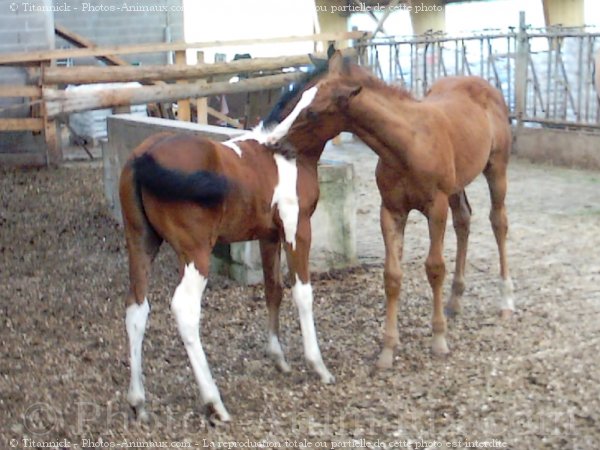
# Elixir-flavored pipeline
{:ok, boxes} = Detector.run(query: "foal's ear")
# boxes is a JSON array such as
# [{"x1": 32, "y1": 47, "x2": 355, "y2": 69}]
[
  {"x1": 335, "y1": 85, "x2": 362, "y2": 107},
  {"x1": 329, "y1": 50, "x2": 347, "y2": 75},
  {"x1": 327, "y1": 43, "x2": 336, "y2": 59},
  {"x1": 309, "y1": 44, "x2": 337, "y2": 70}
]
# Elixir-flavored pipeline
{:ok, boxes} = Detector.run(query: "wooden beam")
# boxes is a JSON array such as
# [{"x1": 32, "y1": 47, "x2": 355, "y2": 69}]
[
  {"x1": 54, "y1": 24, "x2": 129, "y2": 66},
  {"x1": 0, "y1": 31, "x2": 369, "y2": 66},
  {"x1": 0, "y1": 118, "x2": 45, "y2": 131},
  {"x1": 207, "y1": 106, "x2": 242, "y2": 129},
  {"x1": 0, "y1": 85, "x2": 41, "y2": 97},
  {"x1": 44, "y1": 72, "x2": 305, "y2": 118},
  {"x1": 41, "y1": 50, "x2": 357, "y2": 85},
  {"x1": 373, "y1": 0, "x2": 401, "y2": 36},
  {"x1": 353, "y1": 0, "x2": 388, "y2": 35}
]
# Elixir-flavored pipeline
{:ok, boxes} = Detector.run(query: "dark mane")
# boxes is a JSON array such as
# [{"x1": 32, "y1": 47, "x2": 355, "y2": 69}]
[{"x1": 262, "y1": 64, "x2": 328, "y2": 127}]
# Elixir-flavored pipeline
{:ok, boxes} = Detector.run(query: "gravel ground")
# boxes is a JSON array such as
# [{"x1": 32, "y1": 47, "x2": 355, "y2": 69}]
[{"x1": 1, "y1": 140, "x2": 599, "y2": 449}]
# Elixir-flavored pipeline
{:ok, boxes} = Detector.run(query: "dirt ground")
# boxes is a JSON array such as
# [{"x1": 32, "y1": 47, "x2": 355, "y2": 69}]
[{"x1": 1, "y1": 139, "x2": 599, "y2": 449}]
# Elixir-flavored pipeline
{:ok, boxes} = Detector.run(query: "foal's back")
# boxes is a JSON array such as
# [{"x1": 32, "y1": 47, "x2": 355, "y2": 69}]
[
  {"x1": 422, "y1": 76, "x2": 511, "y2": 186},
  {"x1": 425, "y1": 76, "x2": 511, "y2": 153}
]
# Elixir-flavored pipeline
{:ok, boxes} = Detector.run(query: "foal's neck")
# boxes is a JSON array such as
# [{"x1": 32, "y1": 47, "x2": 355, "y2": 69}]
[{"x1": 346, "y1": 87, "x2": 418, "y2": 164}]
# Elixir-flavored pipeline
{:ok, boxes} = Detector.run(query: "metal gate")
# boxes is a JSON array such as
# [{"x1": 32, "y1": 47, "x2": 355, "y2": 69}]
[{"x1": 355, "y1": 13, "x2": 600, "y2": 129}]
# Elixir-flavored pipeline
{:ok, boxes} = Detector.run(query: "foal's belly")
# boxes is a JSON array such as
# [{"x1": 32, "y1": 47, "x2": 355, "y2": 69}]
[{"x1": 216, "y1": 200, "x2": 278, "y2": 244}]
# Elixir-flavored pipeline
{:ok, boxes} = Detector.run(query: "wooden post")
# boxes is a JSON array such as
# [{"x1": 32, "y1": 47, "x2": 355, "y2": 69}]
[
  {"x1": 196, "y1": 51, "x2": 208, "y2": 124},
  {"x1": 40, "y1": 60, "x2": 61, "y2": 166},
  {"x1": 175, "y1": 50, "x2": 190, "y2": 121}
]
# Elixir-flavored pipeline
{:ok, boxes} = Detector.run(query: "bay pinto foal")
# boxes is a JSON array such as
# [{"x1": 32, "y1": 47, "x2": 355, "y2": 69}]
[
  {"x1": 119, "y1": 81, "x2": 335, "y2": 423},
  {"x1": 267, "y1": 52, "x2": 515, "y2": 369}
]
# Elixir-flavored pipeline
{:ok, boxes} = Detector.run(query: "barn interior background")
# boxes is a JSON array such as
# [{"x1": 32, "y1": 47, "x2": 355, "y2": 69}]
[
  {"x1": 1, "y1": 0, "x2": 599, "y2": 448},
  {"x1": 1, "y1": 0, "x2": 600, "y2": 168}
]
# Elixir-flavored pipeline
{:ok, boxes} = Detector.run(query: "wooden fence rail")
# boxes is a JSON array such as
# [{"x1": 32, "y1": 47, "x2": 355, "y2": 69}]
[
  {"x1": 0, "y1": 29, "x2": 369, "y2": 166},
  {"x1": 0, "y1": 31, "x2": 368, "y2": 66},
  {"x1": 44, "y1": 72, "x2": 306, "y2": 118},
  {"x1": 42, "y1": 53, "x2": 328, "y2": 85}
]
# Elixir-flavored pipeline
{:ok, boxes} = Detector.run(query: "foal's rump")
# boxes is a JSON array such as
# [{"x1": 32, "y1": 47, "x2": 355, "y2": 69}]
[
  {"x1": 126, "y1": 133, "x2": 230, "y2": 208},
  {"x1": 132, "y1": 153, "x2": 229, "y2": 208}
]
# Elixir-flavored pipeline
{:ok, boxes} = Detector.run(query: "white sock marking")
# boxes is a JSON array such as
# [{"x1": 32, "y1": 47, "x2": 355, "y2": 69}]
[
  {"x1": 271, "y1": 154, "x2": 299, "y2": 249},
  {"x1": 126, "y1": 298, "x2": 150, "y2": 408},
  {"x1": 498, "y1": 276, "x2": 515, "y2": 311},
  {"x1": 171, "y1": 263, "x2": 230, "y2": 421},
  {"x1": 292, "y1": 276, "x2": 334, "y2": 383}
]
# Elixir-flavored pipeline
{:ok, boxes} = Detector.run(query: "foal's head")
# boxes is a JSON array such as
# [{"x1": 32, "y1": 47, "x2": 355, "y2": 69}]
[{"x1": 267, "y1": 51, "x2": 365, "y2": 150}]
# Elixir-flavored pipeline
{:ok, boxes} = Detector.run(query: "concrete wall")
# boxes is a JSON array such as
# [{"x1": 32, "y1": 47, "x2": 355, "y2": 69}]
[
  {"x1": 105, "y1": 115, "x2": 358, "y2": 284},
  {"x1": 513, "y1": 126, "x2": 600, "y2": 170},
  {"x1": 0, "y1": 1, "x2": 54, "y2": 157},
  {"x1": 54, "y1": 0, "x2": 184, "y2": 65}
]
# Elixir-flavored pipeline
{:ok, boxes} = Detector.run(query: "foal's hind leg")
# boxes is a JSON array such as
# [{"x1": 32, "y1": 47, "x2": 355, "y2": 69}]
[
  {"x1": 171, "y1": 252, "x2": 230, "y2": 422},
  {"x1": 484, "y1": 160, "x2": 515, "y2": 319},
  {"x1": 259, "y1": 238, "x2": 291, "y2": 373},
  {"x1": 123, "y1": 223, "x2": 162, "y2": 422},
  {"x1": 376, "y1": 205, "x2": 408, "y2": 369},
  {"x1": 446, "y1": 191, "x2": 471, "y2": 317}
]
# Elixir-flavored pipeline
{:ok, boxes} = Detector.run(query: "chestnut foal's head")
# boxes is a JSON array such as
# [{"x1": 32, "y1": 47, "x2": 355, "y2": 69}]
[{"x1": 268, "y1": 51, "x2": 364, "y2": 152}]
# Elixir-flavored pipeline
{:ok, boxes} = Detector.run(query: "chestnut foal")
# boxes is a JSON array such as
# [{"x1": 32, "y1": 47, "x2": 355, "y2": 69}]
[
  {"x1": 268, "y1": 52, "x2": 515, "y2": 369},
  {"x1": 119, "y1": 74, "x2": 335, "y2": 422}
]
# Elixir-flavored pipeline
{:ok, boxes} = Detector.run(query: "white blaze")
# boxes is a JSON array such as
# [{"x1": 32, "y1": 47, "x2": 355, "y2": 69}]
[
  {"x1": 221, "y1": 85, "x2": 319, "y2": 156},
  {"x1": 265, "y1": 86, "x2": 318, "y2": 145},
  {"x1": 271, "y1": 153, "x2": 299, "y2": 249}
]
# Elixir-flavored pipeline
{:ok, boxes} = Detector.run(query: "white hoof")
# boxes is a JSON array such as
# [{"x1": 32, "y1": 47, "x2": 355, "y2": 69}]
[
  {"x1": 275, "y1": 359, "x2": 292, "y2": 373},
  {"x1": 320, "y1": 370, "x2": 336, "y2": 384},
  {"x1": 207, "y1": 402, "x2": 231, "y2": 423},
  {"x1": 136, "y1": 407, "x2": 150, "y2": 423},
  {"x1": 432, "y1": 334, "x2": 449, "y2": 356},
  {"x1": 310, "y1": 361, "x2": 335, "y2": 384},
  {"x1": 376, "y1": 348, "x2": 394, "y2": 370},
  {"x1": 267, "y1": 339, "x2": 291, "y2": 373}
]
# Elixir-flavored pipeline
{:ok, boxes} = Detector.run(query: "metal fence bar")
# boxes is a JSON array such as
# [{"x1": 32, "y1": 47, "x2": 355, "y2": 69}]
[{"x1": 356, "y1": 22, "x2": 600, "y2": 129}]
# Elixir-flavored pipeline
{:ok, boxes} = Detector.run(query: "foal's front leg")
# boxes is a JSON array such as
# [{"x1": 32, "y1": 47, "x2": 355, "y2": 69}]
[
  {"x1": 377, "y1": 205, "x2": 408, "y2": 369},
  {"x1": 426, "y1": 192, "x2": 450, "y2": 356},
  {"x1": 259, "y1": 238, "x2": 291, "y2": 373},
  {"x1": 285, "y1": 218, "x2": 335, "y2": 384}
]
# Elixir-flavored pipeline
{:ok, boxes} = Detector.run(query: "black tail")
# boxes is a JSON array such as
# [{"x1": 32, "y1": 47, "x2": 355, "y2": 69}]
[{"x1": 132, "y1": 153, "x2": 229, "y2": 208}]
